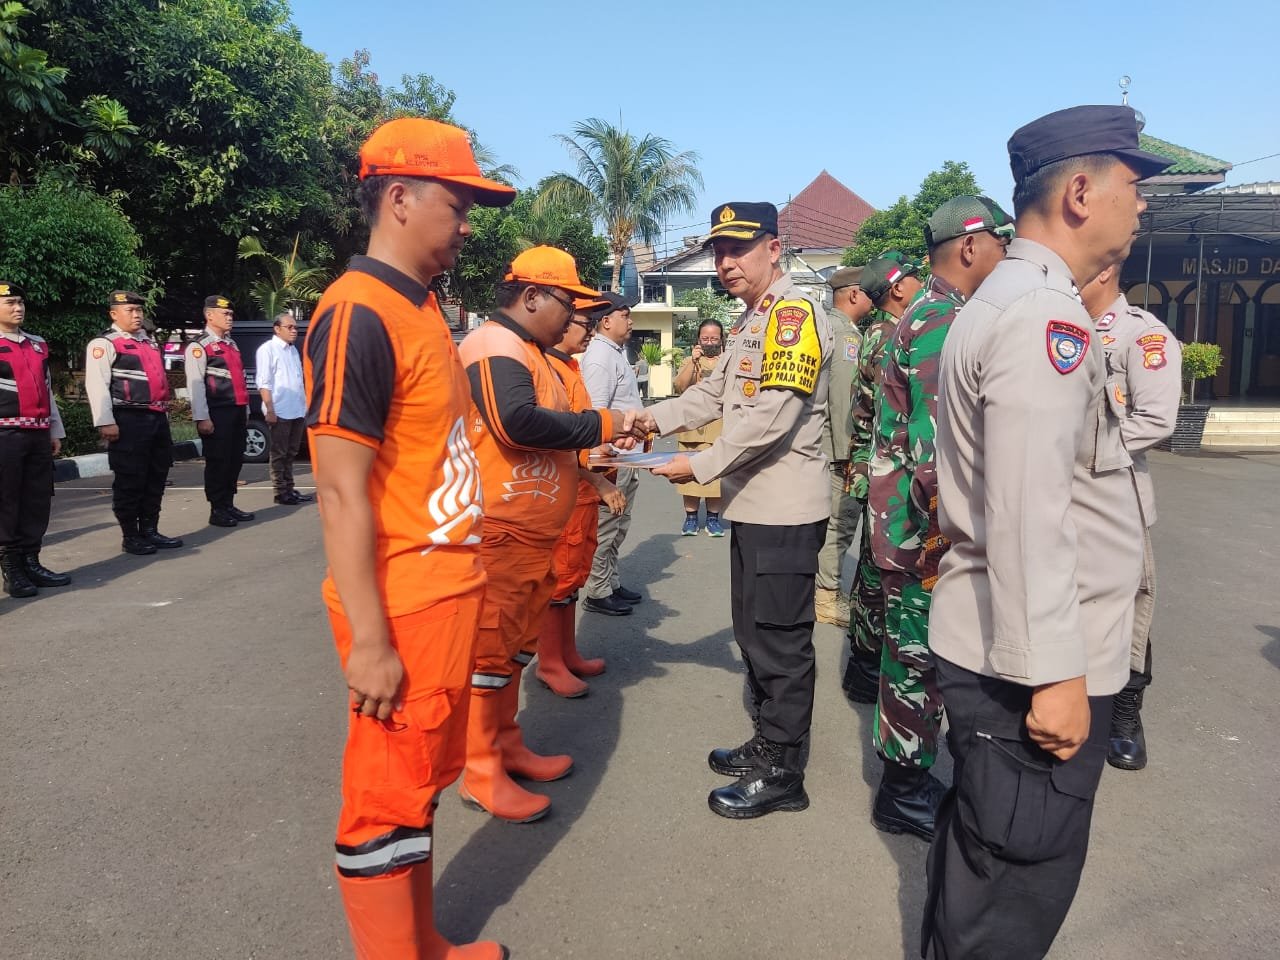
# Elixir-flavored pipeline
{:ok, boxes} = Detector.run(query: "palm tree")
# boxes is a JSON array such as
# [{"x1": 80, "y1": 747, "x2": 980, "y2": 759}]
[
  {"x1": 237, "y1": 235, "x2": 330, "y2": 321},
  {"x1": 537, "y1": 118, "x2": 702, "y2": 292}
]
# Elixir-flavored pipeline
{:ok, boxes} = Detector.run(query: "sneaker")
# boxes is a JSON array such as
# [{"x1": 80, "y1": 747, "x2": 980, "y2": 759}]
[
  {"x1": 705, "y1": 515, "x2": 725, "y2": 538},
  {"x1": 681, "y1": 514, "x2": 699, "y2": 536}
]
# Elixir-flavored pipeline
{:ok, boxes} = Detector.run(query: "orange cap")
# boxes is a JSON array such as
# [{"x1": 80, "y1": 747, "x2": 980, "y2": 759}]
[
  {"x1": 573, "y1": 296, "x2": 610, "y2": 313},
  {"x1": 505, "y1": 246, "x2": 601, "y2": 298},
  {"x1": 359, "y1": 117, "x2": 516, "y2": 208}
]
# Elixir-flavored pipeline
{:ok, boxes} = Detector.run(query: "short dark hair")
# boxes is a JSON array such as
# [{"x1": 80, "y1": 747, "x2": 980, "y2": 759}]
[
  {"x1": 494, "y1": 282, "x2": 524, "y2": 309},
  {"x1": 1012, "y1": 153, "x2": 1118, "y2": 219},
  {"x1": 356, "y1": 175, "x2": 434, "y2": 226},
  {"x1": 697, "y1": 319, "x2": 724, "y2": 338}
]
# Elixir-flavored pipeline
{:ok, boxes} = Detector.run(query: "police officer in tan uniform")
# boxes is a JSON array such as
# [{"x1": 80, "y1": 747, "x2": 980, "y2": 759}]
[
  {"x1": 1081, "y1": 263, "x2": 1181, "y2": 772},
  {"x1": 85, "y1": 291, "x2": 183, "y2": 556},
  {"x1": 814, "y1": 267, "x2": 868, "y2": 626},
  {"x1": 922, "y1": 106, "x2": 1171, "y2": 958},
  {"x1": 635, "y1": 201, "x2": 833, "y2": 819}
]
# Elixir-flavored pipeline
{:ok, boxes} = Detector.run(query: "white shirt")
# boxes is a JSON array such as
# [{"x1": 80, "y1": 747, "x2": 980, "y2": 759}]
[
  {"x1": 254, "y1": 335, "x2": 306, "y2": 420},
  {"x1": 581, "y1": 335, "x2": 642, "y2": 409}
]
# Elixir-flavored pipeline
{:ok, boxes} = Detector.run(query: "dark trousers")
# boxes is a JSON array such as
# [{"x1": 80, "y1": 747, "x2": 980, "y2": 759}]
[
  {"x1": 728, "y1": 519, "x2": 826, "y2": 753},
  {"x1": 108, "y1": 409, "x2": 173, "y2": 526},
  {"x1": 0, "y1": 427, "x2": 54, "y2": 550},
  {"x1": 922, "y1": 656, "x2": 1112, "y2": 960},
  {"x1": 268, "y1": 417, "x2": 305, "y2": 496},
  {"x1": 204, "y1": 405, "x2": 246, "y2": 509}
]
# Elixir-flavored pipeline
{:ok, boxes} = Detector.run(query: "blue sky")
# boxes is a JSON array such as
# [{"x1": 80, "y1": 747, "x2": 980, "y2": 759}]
[{"x1": 291, "y1": 0, "x2": 1280, "y2": 259}]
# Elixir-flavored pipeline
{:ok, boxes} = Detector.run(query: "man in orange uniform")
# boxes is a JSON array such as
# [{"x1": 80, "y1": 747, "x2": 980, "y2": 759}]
[
  {"x1": 304, "y1": 117, "x2": 515, "y2": 960},
  {"x1": 536, "y1": 299, "x2": 627, "y2": 698},
  {"x1": 458, "y1": 246, "x2": 639, "y2": 823}
]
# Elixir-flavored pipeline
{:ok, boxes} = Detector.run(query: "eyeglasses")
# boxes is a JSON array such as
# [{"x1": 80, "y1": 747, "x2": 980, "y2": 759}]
[
  {"x1": 541, "y1": 288, "x2": 576, "y2": 317},
  {"x1": 568, "y1": 318, "x2": 598, "y2": 331}
]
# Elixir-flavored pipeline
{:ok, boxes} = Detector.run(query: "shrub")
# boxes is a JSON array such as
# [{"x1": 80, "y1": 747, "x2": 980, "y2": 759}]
[
  {"x1": 56, "y1": 401, "x2": 100, "y2": 457},
  {"x1": 1180, "y1": 341, "x2": 1223, "y2": 402}
]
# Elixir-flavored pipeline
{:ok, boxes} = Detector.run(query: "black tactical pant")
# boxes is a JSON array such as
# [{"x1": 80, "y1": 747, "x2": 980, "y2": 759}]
[
  {"x1": 108, "y1": 409, "x2": 173, "y2": 525},
  {"x1": 922, "y1": 656, "x2": 1111, "y2": 960},
  {"x1": 728, "y1": 519, "x2": 826, "y2": 756},
  {"x1": 204, "y1": 405, "x2": 246, "y2": 510},
  {"x1": 0, "y1": 427, "x2": 53, "y2": 550}
]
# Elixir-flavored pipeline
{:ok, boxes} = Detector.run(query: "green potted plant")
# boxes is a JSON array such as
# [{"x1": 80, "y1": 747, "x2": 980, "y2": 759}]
[{"x1": 1159, "y1": 341, "x2": 1223, "y2": 452}]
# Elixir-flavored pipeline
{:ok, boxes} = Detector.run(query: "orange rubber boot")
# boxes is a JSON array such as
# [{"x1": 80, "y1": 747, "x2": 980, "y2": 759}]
[
  {"x1": 535, "y1": 604, "x2": 589, "y2": 698},
  {"x1": 497, "y1": 666, "x2": 574, "y2": 782},
  {"x1": 560, "y1": 601, "x2": 606, "y2": 678},
  {"x1": 459, "y1": 686, "x2": 551, "y2": 823},
  {"x1": 338, "y1": 862, "x2": 507, "y2": 959}
]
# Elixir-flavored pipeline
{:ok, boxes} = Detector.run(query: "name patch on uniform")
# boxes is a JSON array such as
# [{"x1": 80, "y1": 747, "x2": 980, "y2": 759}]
[
  {"x1": 1137, "y1": 332, "x2": 1168, "y2": 370},
  {"x1": 760, "y1": 298, "x2": 820, "y2": 395},
  {"x1": 844, "y1": 337, "x2": 859, "y2": 363},
  {"x1": 1046, "y1": 321, "x2": 1089, "y2": 375}
]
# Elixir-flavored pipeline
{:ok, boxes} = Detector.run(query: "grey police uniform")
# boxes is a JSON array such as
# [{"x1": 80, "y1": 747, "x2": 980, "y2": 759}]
[
  {"x1": 1097, "y1": 294, "x2": 1181, "y2": 671},
  {"x1": 651, "y1": 272, "x2": 832, "y2": 751},
  {"x1": 817, "y1": 305, "x2": 861, "y2": 592},
  {"x1": 924, "y1": 238, "x2": 1144, "y2": 956}
]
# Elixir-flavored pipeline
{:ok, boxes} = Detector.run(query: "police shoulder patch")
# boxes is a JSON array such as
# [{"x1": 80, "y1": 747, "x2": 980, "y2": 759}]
[
  {"x1": 844, "y1": 336, "x2": 859, "y2": 363},
  {"x1": 91, "y1": 346, "x2": 106, "y2": 360},
  {"x1": 761, "y1": 298, "x2": 820, "y2": 395},
  {"x1": 1046, "y1": 320, "x2": 1089, "y2": 375},
  {"x1": 190, "y1": 346, "x2": 203, "y2": 359}
]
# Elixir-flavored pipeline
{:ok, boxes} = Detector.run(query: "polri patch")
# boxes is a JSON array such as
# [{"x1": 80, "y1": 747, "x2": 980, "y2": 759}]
[
  {"x1": 844, "y1": 337, "x2": 859, "y2": 363},
  {"x1": 1138, "y1": 332, "x2": 1168, "y2": 370},
  {"x1": 1046, "y1": 321, "x2": 1089, "y2": 375}
]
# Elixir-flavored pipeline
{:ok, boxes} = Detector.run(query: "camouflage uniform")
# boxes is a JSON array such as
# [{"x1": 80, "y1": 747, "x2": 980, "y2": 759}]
[
  {"x1": 846, "y1": 308, "x2": 898, "y2": 661},
  {"x1": 867, "y1": 274, "x2": 965, "y2": 768}
]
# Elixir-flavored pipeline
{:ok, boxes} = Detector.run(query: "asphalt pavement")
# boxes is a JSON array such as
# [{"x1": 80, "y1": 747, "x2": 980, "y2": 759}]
[{"x1": 3, "y1": 445, "x2": 1278, "y2": 959}]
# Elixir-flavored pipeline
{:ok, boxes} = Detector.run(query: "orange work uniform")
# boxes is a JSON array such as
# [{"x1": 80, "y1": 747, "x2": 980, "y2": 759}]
[
  {"x1": 304, "y1": 255, "x2": 485, "y2": 874},
  {"x1": 458, "y1": 313, "x2": 618, "y2": 687},
  {"x1": 545, "y1": 347, "x2": 601, "y2": 600}
]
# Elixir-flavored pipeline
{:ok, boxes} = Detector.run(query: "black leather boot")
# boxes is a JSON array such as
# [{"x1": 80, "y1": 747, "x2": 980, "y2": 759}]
[
  {"x1": 871, "y1": 759, "x2": 948, "y2": 841},
  {"x1": 1107, "y1": 687, "x2": 1147, "y2": 771},
  {"x1": 708, "y1": 718, "x2": 764, "y2": 777},
  {"x1": 842, "y1": 649, "x2": 881, "y2": 705},
  {"x1": 708, "y1": 740, "x2": 809, "y2": 819},
  {"x1": 23, "y1": 551, "x2": 71, "y2": 587},
  {"x1": 120, "y1": 518, "x2": 157, "y2": 556},
  {"x1": 226, "y1": 505, "x2": 256, "y2": 522},
  {"x1": 2, "y1": 549, "x2": 38, "y2": 598},
  {"x1": 140, "y1": 518, "x2": 183, "y2": 550}
]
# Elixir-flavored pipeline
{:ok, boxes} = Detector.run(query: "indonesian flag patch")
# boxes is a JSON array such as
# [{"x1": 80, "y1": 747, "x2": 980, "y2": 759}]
[
  {"x1": 1046, "y1": 320, "x2": 1090, "y2": 374},
  {"x1": 885, "y1": 266, "x2": 903, "y2": 284},
  {"x1": 962, "y1": 216, "x2": 986, "y2": 232}
]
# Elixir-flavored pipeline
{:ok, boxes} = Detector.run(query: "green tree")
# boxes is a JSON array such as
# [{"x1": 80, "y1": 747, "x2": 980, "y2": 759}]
[
  {"x1": 675, "y1": 287, "x2": 736, "y2": 343},
  {"x1": 843, "y1": 160, "x2": 981, "y2": 266},
  {"x1": 538, "y1": 118, "x2": 702, "y2": 292},
  {"x1": 0, "y1": 177, "x2": 146, "y2": 361},
  {"x1": 236, "y1": 234, "x2": 329, "y2": 321}
]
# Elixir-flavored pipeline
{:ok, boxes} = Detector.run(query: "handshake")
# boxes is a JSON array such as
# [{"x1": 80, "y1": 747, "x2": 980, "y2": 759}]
[{"x1": 606, "y1": 407, "x2": 659, "y2": 450}]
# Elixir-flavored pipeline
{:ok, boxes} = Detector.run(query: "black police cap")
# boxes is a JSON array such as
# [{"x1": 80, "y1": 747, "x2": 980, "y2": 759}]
[
  {"x1": 704, "y1": 201, "x2": 779, "y2": 247},
  {"x1": 1007, "y1": 105, "x2": 1172, "y2": 184},
  {"x1": 109, "y1": 290, "x2": 145, "y2": 306}
]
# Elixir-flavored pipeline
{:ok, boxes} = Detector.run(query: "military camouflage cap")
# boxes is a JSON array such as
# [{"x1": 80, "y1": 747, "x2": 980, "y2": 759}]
[
  {"x1": 827, "y1": 266, "x2": 861, "y2": 291},
  {"x1": 925, "y1": 196, "x2": 1015, "y2": 248},
  {"x1": 860, "y1": 253, "x2": 920, "y2": 305}
]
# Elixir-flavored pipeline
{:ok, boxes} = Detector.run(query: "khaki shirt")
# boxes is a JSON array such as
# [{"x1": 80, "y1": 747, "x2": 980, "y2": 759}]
[
  {"x1": 822, "y1": 306, "x2": 860, "y2": 462},
  {"x1": 1097, "y1": 294, "x2": 1182, "y2": 526},
  {"x1": 651, "y1": 274, "x2": 832, "y2": 525},
  {"x1": 931, "y1": 239, "x2": 1142, "y2": 695}
]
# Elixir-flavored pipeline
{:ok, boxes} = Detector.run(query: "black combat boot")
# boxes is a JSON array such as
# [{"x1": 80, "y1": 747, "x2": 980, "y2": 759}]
[
  {"x1": 871, "y1": 759, "x2": 948, "y2": 841},
  {"x1": 209, "y1": 508, "x2": 238, "y2": 528},
  {"x1": 120, "y1": 518, "x2": 157, "y2": 556},
  {"x1": 708, "y1": 717, "x2": 764, "y2": 777},
  {"x1": 139, "y1": 518, "x2": 183, "y2": 550},
  {"x1": 226, "y1": 505, "x2": 255, "y2": 522},
  {"x1": 1107, "y1": 687, "x2": 1147, "y2": 771},
  {"x1": 842, "y1": 649, "x2": 881, "y2": 705},
  {"x1": 2, "y1": 549, "x2": 38, "y2": 598},
  {"x1": 708, "y1": 739, "x2": 809, "y2": 820},
  {"x1": 23, "y1": 551, "x2": 71, "y2": 587}
]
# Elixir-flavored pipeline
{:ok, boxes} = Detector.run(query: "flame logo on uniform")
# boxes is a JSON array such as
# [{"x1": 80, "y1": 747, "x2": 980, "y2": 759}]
[
  {"x1": 502, "y1": 453, "x2": 561, "y2": 502},
  {"x1": 421, "y1": 417, "x2": 484, "y2": 554},
  {"x1": 773, "y1": 305, "x2": 807, "y2": 347}
]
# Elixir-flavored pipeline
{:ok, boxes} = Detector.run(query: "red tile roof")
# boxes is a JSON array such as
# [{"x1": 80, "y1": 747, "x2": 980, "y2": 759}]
[{"x1": 779, "y1": 170, "x2": 876, "y2": 249}]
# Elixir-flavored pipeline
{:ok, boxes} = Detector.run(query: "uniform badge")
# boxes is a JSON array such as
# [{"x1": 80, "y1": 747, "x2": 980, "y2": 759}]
[
  {"x1": 92, "y1": 346, "x2": 105, "y2": 359},
  {"x1": 719, "y1": 205, "x2": 736, "y2": 224},
  {"x1": 1101, "y1": 335, "x2": 1115, "y2": 346},
  {"x1": 191, "y1": 346, "x2": 203, "y2": 359},
  {"x1": 844, "y1": 337, "x2": 859, "y2": 363},
  {"x1": 742, "y1": 381, "x2": 757, "y2": 398},
  {"x1": 1137, "y1": 332, "x2": 1167, "y2": 370},
  {"x1": 773, "y1": 305, "x2": 808, "y2": 347},
  {"x1": 738, "y1": 358, "x2": 752, "y2": 373},
  {"x1": 1114, "y1": 384, "x2": 1126, "y2": 406},
  {"x1": 1097, "y1": 312, "x2": 1116, "y2": 330},
  {"x1": 756, "y1": 294, "x2": 775, "y2": 317},
  {"x1": 749, "y1": 323, "x2": 762, "y2": 334},
  {"x1": 1046, "y1": 321, "x2": 1089, "y2": 375},
  {"x1": 32, "y1": 341, "x2": 42, "y2": 354}
]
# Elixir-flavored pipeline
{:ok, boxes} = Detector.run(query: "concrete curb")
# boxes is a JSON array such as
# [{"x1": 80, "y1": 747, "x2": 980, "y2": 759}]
[{"x1": 54, "y1": 439, "x2": 203, "y2": 482}]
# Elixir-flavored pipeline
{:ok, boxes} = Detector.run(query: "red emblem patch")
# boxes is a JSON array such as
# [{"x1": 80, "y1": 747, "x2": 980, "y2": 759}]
[
  {"x1": 773, "y1": 306, "x2": 807, "y2": 347},
  {"x1": 1046, "y1": 321, "x2": 1090, "y2": 375},
  {"x1": 756, "y1": 294, "x2": 775, "y2": 316},
  {"x1": 1137, "y1": 332, "x2": 1167, "y2": 370},
  {"x1": 92, "y1": 346, "x2": 105, "y2": 359}
]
